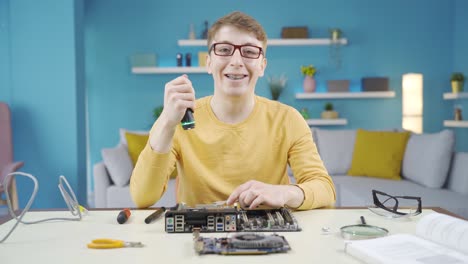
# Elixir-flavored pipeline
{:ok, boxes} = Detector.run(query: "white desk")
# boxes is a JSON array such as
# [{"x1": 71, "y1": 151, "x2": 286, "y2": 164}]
[{"x1": 0, "y1": 208, "x2": 448, "y2": 264}]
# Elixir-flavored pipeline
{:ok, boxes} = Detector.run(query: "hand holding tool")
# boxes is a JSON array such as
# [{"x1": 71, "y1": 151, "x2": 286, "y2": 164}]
[
  {"x1": 87, "y1": 238, "x2": 144, "y2": 249},
  {"x1": 181, "y1": 108, "x2": 195, "y2": 130}
]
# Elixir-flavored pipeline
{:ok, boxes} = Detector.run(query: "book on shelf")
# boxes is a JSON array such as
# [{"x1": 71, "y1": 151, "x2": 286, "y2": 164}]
[{"x1": 344, "y1": 212, "x2": 468, "y2": 264}]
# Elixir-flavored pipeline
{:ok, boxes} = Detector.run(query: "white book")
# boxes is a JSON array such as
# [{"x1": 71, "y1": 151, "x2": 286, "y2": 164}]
[{"x1": 344, "y1": 213, "x2": 468, "y2": 264}]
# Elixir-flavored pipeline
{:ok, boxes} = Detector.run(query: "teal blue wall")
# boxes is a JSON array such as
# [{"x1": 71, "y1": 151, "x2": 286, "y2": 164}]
[
  {"x1": 453, "y1": 0, "x2": 468, "y2": 151},
  {"x1": 86, "y1": 0, "x2": 460, "y2": 181},
  {"x1": 1, "y1": 0, "x2": 86, "y2": 208},
  {"x1": 0, "y1": 0, "x2": 11, "y2": 102},
  {"x1": 1, "y1": 0, "x2": 467, "y2": 208}
]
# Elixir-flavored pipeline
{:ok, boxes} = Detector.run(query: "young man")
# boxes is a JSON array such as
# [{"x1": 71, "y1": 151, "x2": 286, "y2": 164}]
[{"x1": 130, "y1": 11, "x2": 335, "y2": 210}]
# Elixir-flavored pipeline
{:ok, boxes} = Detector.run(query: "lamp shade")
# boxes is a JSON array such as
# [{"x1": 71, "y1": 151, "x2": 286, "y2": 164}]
[{"x1": 402, "y1": 73, "x2": 423, "y2": 133}]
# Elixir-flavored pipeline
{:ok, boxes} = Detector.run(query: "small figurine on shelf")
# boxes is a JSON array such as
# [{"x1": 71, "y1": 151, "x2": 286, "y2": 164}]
[
  {"x1": 189, "y1": 24, "x2": 196, "y2": 40},
  {"x1": 455, "y1": 105, "x2": 463, "y2": 121},
  {"x1": 201, "y1": 20, "x2": 209, "y2": 39}
]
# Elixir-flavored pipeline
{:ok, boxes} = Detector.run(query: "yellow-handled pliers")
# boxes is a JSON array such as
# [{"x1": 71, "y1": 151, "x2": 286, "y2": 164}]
[{"x1": 87, "y1": 238, "x2": 144, "y2": 249}]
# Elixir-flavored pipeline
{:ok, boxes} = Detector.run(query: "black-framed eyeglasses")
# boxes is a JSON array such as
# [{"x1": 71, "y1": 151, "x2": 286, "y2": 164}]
[
  {"x1": 371, "y1": 189, "x2": 422, "y2": 217},
  {"x1": 209, "y1": 43, "x2": 263, "y2": 59}
]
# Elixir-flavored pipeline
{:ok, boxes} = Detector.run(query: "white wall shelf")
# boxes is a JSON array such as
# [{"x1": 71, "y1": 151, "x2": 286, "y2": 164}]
[
  {"x1": 178, "y1": 38, "x2": 348, "y2": 46},
  {"x1": 307, "y1": 119, "x2": 348, "y2": 126},
  {"x1": 443, "y1": 92, "x2": 468, "y2": 100},
  {"x1": 134, "y1": 38, "x2": 348, "y2": 75},
  {"x1": 132, "y1": 67, "x2": 207, "y2": 74},
  {"x1": 443, "y1": 120, "x2": 468, "y2": 128},
  {"x1": 296, "y1": 91, "x2": 395, "y2": 99}
]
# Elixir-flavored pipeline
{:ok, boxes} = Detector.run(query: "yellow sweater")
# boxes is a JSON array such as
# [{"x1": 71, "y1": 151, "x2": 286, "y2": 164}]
[{"x1": 130, "y1": 96, "x2": 335, "y2": 210}]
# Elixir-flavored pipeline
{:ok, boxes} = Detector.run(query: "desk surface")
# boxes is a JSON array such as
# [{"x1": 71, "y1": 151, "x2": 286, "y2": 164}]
[{"x1": 0, "y1": 208, "x2": 452, "y2": 264}]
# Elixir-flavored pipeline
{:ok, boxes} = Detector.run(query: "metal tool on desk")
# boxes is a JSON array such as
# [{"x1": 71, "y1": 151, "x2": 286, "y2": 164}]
[
  {"x1": 87, "y1": 239, "x2": 144, "y2": 249},
  {"x1": 340, "y1": 216, "x2": 388, "y2": 240},
  {"x1": 145, "y1": 207, "x2": 166, "y2": 224}
]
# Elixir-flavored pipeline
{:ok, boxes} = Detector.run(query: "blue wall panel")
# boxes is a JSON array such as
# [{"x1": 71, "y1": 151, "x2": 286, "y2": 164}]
[
  {"x1": 452, "y1": 0, "x2": 468, "y2": 151},
  {"x1": 85, "y1": 0, "x2": 459, "y2": 175},
  {"x1": 6, "y1": 0, "x2": 86, "y2": 208},
  {"x1": 0, "y1": 0, "x2": 11, "y2": 102}
]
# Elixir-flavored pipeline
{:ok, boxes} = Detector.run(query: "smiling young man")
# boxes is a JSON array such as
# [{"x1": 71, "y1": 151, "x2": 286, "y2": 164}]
[{"x1": 130, "y1": 11, "x2": 335, "y2": 210}]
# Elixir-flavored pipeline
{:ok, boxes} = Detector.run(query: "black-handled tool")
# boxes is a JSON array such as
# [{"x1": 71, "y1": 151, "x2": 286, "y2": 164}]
[
  {"x1": 181, "y1": 108, "x2": 195, "y2": 130},
  {"x1": 144, "y1": 207, "x2": 166, "y2": 224}
]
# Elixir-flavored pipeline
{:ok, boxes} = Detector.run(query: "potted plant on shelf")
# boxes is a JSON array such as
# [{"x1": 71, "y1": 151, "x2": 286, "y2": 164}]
[
  {"x1": 267, "y1": 74, "x2": 287, "y2": 101},
  {"x1": 152, "y1": 106, "x2": 164, "y2": 121},
  {"x1": 301, "y1": 65, "x2": 317, "y2": 93},
  {"x1": 451, "y1": 72, "x2": 465, "y2": 93},
  {"x1": 300, "y1": 108, "x2": 310, "y2": 120},
  {"x1": 321, "y1": 102, "x2": 339, "y2": 119}
]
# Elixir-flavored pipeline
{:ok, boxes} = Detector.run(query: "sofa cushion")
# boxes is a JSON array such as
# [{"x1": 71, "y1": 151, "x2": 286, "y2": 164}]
[
  {"x1": 125, "y1": 132, "x2": 150, "y2": 165},
  {"x1": 447, "y1": 152, "x2": 468, "y2": 195},
  {"x1": 348, "y1": 129, "x2": 410, "y2": 180},
  {"x1": 314, "y1": 129, "x2": 356, "y2": 175},
  {"x1": 124, "y1": 131, "x2": 178, "y2": 179},
  {"x1": 332, "y1": 175, "x2": 468, "y2": 219},
  {"x1": 106, "y1": 179, "x2": 177, "y2": 208},
  {"x1": 119, "y1": 128, "x2": 149, "y2": 147},
  {"x1": 101, "y1": 144, "x2": 133, "y2": 187},
  {"x1": 402, "y1": 130, "x2": 455, "y2": 188}
]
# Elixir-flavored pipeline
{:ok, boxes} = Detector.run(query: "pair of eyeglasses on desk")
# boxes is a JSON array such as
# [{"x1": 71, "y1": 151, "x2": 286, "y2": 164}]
[{"x1": 367, "y1": 189, "x2": 422, "y2": 219}]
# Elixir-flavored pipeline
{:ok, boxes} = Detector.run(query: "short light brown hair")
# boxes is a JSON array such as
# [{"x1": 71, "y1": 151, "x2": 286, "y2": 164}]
[{"x1": 207, "y1": 11, "x2": 267, "y2": 54}]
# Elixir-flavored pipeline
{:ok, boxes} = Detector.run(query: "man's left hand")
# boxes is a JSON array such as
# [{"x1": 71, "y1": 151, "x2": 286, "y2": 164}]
[{"x1": 226, "y1": 180, "x2": 304, "y2": 209}]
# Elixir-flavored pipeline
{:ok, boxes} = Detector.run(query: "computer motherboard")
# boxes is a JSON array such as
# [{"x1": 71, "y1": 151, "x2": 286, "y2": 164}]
[
  {"x1": 193, "y1": 232, "x2": 291, "y2": 255},
  {"x1": 164, "y1": 203, "x2": 301, "y2": 233}
]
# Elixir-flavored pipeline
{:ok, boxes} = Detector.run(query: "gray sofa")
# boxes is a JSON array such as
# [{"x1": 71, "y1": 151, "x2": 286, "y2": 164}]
[
  {"x1": 311, "y1": 128, "x2": 468, "y2": 219},
  {"x1": 93, "y1": 161, "x2": 176, "y2": 208},
  {"x1": 93, "y1": 128, "x2": 468, "y2": 219},
  {"x1": 93, "y1": 129, "x2": 176, "y2": 208}
]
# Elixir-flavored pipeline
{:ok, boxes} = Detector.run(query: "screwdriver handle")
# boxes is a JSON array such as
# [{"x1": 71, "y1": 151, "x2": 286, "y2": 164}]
[
  {"x1": 181, "y1": 109, "x2": 195, "y2": 130},
  {"x1": 117, "y1": 208, "x2": 131, "y2": 224}
]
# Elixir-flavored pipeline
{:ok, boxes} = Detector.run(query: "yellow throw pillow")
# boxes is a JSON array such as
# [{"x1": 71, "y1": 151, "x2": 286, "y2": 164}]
[
  {"x1": 125, "y1": 132, "x2": 177, "y2": 179},
  {"x1": 347, "y1": 129, "x2": 410, "y2": 180},
  {"x1": 125, "y1": 132, "x2": 149, "y2": 165}
]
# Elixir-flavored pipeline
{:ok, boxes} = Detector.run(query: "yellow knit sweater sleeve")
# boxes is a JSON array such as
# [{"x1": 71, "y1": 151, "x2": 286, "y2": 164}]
[
  {"x1": 285, "y1": 107, "x2": 336, "y2": 210},
  {"x1": 130, "y1": 96, "x2": 335, "y2": 209}
]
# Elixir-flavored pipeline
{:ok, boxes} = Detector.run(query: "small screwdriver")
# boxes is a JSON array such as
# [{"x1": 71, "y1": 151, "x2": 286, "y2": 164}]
[
  {"x1": 144, "y1": 207, "x2": 166, "y2": 224},
  {"x1": 117, "y1": 208, "x2": 131, "y2": 224},
  {"x1": 181, "y1": 109, "x2": 195, "y2": 130}
]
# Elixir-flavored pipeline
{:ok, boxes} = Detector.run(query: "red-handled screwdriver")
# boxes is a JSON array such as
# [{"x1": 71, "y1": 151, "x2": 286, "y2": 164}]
[{"x1": 117, "y1": 208, "x2": 131, "y2": 224}]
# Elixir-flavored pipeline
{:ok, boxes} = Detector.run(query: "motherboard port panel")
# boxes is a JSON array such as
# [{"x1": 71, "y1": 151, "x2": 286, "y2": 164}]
[{"x1": 165, "y1": 204, "x2": 300, "y2": 233}]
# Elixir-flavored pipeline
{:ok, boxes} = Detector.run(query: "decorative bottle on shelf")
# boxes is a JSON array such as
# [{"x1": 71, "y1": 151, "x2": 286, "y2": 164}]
[
  {"x1": 201, "y1": 21, "x2": 209, "y2": 39},
  {"x1": 455, "y1": 106, "x2": 463, "y2": 121},
  {"x1": 176, "y1": 53, "x2": 183, "y2": 67},
  {"x1": 185, "y1": 53, "x2": 192, "y2": 67}
]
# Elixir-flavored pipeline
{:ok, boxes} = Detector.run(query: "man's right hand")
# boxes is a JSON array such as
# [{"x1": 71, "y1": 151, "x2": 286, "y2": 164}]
[
  {"x1": 149, "y1": 74, "x2": 196, "y2": 153},
  {"x1": 160, "y1": 74, "x2": 196, "y2": 128}
]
